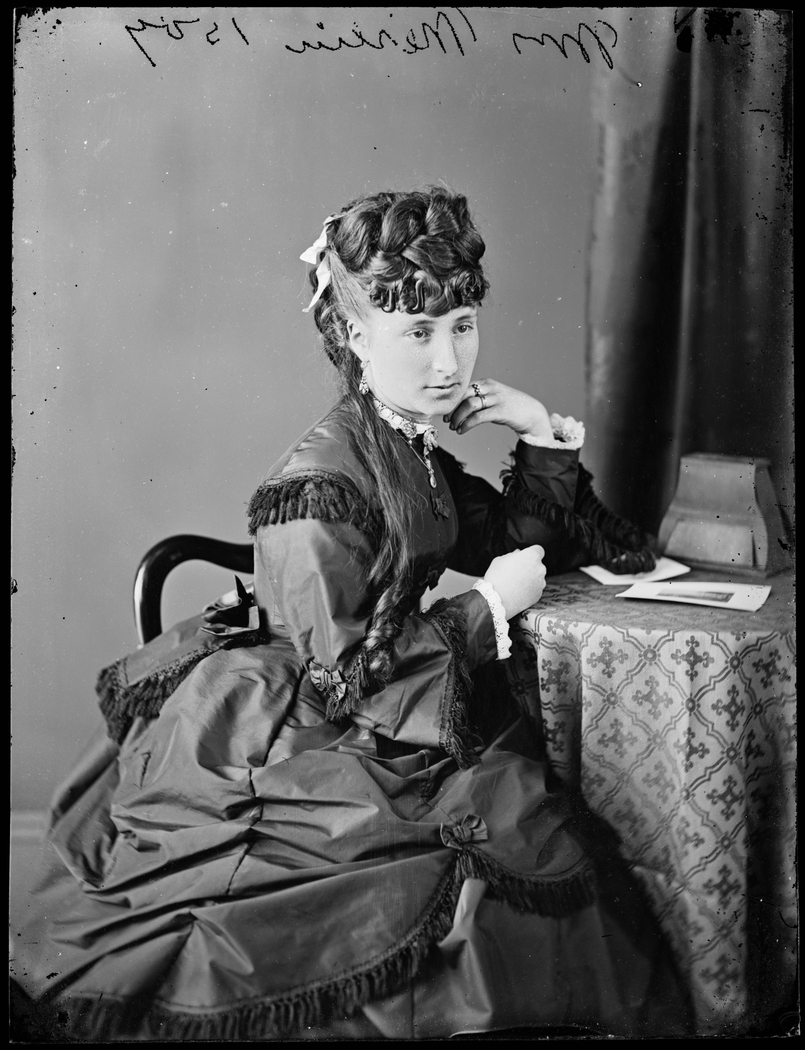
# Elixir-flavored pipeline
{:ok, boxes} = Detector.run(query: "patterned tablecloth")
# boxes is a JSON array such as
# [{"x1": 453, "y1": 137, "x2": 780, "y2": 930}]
[{"x1": 506, "y1": 569, "x2": 796, "y2": 1035}]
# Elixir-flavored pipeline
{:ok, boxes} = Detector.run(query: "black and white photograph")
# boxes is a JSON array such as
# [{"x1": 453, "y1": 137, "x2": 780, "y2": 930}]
[{"x1": 11, "y1": 7, "x2": 794, "y2": 1040}]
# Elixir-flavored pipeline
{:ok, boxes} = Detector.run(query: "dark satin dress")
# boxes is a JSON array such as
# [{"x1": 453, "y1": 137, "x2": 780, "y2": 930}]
[{"x1": 13, "y1": 403, "x2": 691, "y2": 1040}]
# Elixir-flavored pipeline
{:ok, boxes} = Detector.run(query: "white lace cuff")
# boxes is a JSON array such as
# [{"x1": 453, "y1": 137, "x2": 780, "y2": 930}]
[
  {"x1": 472, "y1": 579, "x2": 512, "y2": 661},
  {"x1": 521, "y1": 413, "x2": 585, "y2": 450}
]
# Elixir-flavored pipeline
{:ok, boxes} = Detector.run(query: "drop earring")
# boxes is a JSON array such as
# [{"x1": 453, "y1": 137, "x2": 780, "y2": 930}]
[{"x1": 359, "y1": 360, "x2": 369, "y2": 396}]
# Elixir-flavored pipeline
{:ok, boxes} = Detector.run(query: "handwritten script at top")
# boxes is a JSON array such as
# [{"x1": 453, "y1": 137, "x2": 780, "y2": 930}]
[
  {"x1": 125, "y1": 15, "x2": 250, "y2": 67},
  {"x1": 285, "y1": 8, "x2": 476, "y2": 56},
  {"x1": 124, "y1": 9, "x2": 618, "y2": 72}
]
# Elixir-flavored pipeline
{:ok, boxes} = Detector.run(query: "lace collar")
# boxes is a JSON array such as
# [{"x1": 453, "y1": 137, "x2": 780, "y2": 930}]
[{"x1": 371, "y1": 396, "x2": 439, "y2": 454}]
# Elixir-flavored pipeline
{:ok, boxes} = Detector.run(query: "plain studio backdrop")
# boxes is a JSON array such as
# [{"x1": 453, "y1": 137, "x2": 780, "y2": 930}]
[{"x1": 11, "y1": 8, "x2": 678, "y2": 811}]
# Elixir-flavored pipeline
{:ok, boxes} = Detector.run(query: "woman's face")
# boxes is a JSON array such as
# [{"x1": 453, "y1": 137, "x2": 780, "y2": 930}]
[{"x1": 347, "y1": 304, "x2": 479, "y2": 422}]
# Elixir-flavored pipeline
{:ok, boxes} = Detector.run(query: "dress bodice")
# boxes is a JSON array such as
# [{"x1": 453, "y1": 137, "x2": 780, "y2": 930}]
[{"x1": 250, "y1": 406, "x2": 462, "y2": 625}]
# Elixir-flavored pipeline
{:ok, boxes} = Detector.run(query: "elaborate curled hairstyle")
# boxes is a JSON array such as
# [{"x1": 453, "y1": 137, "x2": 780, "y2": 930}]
[
  {"x1": 311, "y1": 187, "x2": 490, "y2": 381},
  {"x1": 305, "y1": 188, "x2": 490, "y2": 698}
]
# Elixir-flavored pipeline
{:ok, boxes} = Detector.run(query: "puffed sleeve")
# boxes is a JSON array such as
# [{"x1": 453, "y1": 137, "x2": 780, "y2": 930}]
[
  {"x1": 437, "y1": 441, "x2": 655, "y2": 577},
  {"x1": 250, "y1": 474, "x2": 497, "y2": 768}
]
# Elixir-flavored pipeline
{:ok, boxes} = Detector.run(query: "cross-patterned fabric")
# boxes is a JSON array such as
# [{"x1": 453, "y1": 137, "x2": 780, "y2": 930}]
[{"x1": 507, "y1": 570, "x2": 796, "y2": 1034}]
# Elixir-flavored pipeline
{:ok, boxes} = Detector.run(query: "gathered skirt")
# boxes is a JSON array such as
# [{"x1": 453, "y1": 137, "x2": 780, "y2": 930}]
[{"x1": 12, "y1": 642, "x2": 692, "y2": 1040}]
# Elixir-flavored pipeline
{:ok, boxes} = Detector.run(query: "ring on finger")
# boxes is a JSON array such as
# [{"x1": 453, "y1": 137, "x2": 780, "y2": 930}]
[{"x1": 472, "y1": 382, "x2": 486, "y2": 410}]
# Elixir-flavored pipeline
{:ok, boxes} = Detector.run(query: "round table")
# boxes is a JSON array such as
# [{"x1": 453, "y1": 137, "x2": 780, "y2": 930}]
[{"x1": 506, "y1": 569, "x2": 796, "y2": 1035}]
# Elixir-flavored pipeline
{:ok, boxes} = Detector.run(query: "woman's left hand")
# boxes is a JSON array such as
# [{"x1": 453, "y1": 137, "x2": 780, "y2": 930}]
[{"x1": 445, "y1": 379, "x2": 553, "y2": 443}]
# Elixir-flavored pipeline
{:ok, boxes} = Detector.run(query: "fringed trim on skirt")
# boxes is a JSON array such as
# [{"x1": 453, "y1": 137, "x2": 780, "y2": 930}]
[
  {"x1": 247, "y1": 469, "x2": 381, "y2": 542},
  {"x1": 500, "y1": 463, "x2": 656, "y2": 575},
  {"x1": 456, "y1": 845, "x2": 597, "y2": 918},
  {"x1": 424, "y1": 598, "x2": 482, "y2": 770},
  {"x1": 43, "y1": 842, "x2": 598, "y2": 1042},
  {"x1": 44, "y1": 858, "x2": 465, "y2": 1041},
  {"x1": 96, "y1": 630, "x2": 270, "y2": 745}
]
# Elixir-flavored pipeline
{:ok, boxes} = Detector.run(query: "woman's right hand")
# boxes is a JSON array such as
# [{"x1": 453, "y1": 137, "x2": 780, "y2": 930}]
[{"x1": 483, "y1": 546, "x2": 547, "y2": 619}]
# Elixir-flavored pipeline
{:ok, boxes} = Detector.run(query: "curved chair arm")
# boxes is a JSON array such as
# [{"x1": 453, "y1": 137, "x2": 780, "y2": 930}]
[{"x1": 133, "y1": 535, "x2": 254, "y2": 646}]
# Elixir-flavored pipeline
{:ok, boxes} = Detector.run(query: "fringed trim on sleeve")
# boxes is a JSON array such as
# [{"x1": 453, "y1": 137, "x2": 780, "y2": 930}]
[
  {"x1": 574, "y1": 463, "x2": 645, "y2": 551},
  {"x1": 250, "y1": 470, "x2": 391, "y2": 721},
  {"x1": 247, "y1": 469, "x2": 380, "y2": 541},
  {"x1": 45, "y1": 839, "x2": 598, "y2": 1042},
  {"x1": 307, "y1": 650, "x2": 374, "y2": 724},
  {"x1": 501, "y1": 463, "x2": 656, "y2": 575},
  {"x1": 422, "y1": 599, "x2": 481, "y2": 769},
  {"x1": 96, "y1": 630, "x2": 270, "y2": 745}
]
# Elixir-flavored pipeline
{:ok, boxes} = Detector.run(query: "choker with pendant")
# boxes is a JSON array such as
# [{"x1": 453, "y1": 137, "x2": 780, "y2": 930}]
[{"x1": 371, "y1": 396, "x2": 439, "y2": 489}]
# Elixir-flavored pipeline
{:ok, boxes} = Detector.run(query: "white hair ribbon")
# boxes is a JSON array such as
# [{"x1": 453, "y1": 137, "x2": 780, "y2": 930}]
[{"x1": 300, "y1": 214, "x2": 341, "y2": 313}]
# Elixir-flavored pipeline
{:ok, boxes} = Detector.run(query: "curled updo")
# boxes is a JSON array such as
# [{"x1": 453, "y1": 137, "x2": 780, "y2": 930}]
[
  {"x1": 303, "y1": 188, "x2": 490, "y2": 699},
  {"x1": 311, "y1": 188, "x2": 490, "y2": 381}
]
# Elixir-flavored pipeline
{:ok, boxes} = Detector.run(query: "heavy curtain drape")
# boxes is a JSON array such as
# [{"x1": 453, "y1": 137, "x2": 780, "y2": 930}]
[{"x1": 586, "y1": 8, "x2": 793, "y2": 540}]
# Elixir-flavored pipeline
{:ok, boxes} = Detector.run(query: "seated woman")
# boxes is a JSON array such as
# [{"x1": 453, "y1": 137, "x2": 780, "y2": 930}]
[{"x1": 13, "y1": 187, "x2": 689, "y2": 1040}]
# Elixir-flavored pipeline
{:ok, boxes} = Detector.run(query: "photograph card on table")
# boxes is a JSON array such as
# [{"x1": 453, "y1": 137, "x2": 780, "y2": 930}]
[{"x1": 615, "y1": 581, "x2": 771, "y2": 612}]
